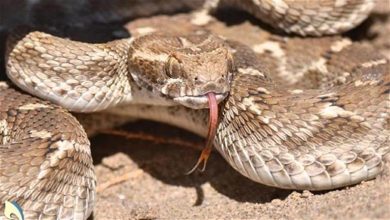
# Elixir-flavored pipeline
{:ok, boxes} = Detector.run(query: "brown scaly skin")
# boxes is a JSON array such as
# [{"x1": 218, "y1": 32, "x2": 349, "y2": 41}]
[
  {"x1": 217, "y1": 40, "x2": 389, "y2": 189},
  {"x1": 0, "y1": 82, "x2": 95, "y2": 219}
]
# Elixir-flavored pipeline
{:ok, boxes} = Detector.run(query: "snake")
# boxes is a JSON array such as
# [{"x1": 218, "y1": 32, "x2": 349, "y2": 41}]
[{"x1": 1, "y1": 0, "x2": 389, "y2": 219}]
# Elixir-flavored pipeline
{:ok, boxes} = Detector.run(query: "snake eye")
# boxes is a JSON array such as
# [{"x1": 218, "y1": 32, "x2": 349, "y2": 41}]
[{"x1": 165, "y1": 55, "x2": 182, "y2": 78}]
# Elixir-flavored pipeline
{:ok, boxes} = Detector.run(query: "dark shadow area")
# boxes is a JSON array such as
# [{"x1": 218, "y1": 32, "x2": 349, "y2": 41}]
[
  {"x1": 193, "y1": 185, "x2": 204, "y2": 206},
  {"x1": 90, "y1": 120, "x2": 292, "y2": 205},
  {"x1": 213, "y1": 7, "x2": 286, "y2": 36},
  {"x1": 345, "y1": 12, "x2": 390, "y2": 41},
  {"x1": 0, "y1": 31, "x2": 7, "y2": 81},
  {"x1": 91, "y1": 118, "x2": 353, "y2": 205}
]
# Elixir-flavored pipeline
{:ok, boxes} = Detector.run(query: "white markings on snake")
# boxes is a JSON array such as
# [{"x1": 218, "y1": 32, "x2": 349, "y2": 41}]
[
  {"x1": 29, "y1": 130, "x2": 53, "y2": 139},
  {"x1": 319, "y1": 103, "x2": 357, "y2": 119},
  {"x1": 361, "y1": 59, "x2": 387, "y2": 68},
  {"x1": 238, "y1": 67, "x2": 265, "y2": 77},
  {"x1": 134, "y1": 27, "x2": 157, "y2": 35},
  {"x1": 0, "y1": 82, "x2": 9, "y2": 89},
  {"x1": 18, "y1": 103, "x2": 51, "y2": 110},
  {"x1": 330, "y1": 39, "x2": 352, "y2": 52},
  {"x1": 0, "y1": 120, "x2": 10, "y2": 144}
]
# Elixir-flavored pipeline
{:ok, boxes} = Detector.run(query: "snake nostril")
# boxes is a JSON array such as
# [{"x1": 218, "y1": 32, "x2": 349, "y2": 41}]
[{"x1": 194, "y1": 76, "x2": 204, "y2": 85}]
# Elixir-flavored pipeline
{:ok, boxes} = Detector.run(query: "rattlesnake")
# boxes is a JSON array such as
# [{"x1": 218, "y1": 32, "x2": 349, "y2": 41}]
[{"x1": 1, "y1": 0, "x2": 389, "y2": 219}]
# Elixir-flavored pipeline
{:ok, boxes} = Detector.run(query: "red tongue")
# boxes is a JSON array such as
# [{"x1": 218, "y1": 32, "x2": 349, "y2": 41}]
[{"x1": 187, "y1": 92, "x2": 218, "y2": 174}]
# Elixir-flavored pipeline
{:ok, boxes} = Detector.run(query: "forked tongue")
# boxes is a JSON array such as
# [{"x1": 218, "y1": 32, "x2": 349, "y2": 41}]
[{"x1": 186, "y1": 92, "x2": 218, "y2": 174}]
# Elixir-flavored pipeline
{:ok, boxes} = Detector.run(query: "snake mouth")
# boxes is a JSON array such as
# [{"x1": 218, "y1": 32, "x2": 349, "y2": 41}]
[{"x1": 173, "y1": 93, "x2": 226, "y2": 109}]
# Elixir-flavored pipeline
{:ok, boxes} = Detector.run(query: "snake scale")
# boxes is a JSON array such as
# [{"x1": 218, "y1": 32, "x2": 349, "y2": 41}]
[{"x1": 1, "y1": 0, "x2": 389, "y2": 219}]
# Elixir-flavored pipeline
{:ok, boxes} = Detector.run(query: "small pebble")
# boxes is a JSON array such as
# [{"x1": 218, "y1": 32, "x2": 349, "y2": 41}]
[{"x1": 301, "y1": 190, "x2": 313, "y2": 198}]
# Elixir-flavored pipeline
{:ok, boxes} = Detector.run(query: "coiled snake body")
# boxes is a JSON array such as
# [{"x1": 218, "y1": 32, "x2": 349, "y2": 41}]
[{"x1": 1, "y1": 0, "x2": 389, "y2": 219}]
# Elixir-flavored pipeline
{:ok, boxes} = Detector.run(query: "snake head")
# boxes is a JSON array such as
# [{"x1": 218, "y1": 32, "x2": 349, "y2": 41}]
[{"x1": 128, "y1": 31, "x2": 235, "y2": 109}]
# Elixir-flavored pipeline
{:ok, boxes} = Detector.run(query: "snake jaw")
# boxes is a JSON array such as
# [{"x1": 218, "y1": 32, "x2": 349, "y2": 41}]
[{"x1": 187, "y1": 92, "x2": 218, "y2": 174}]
